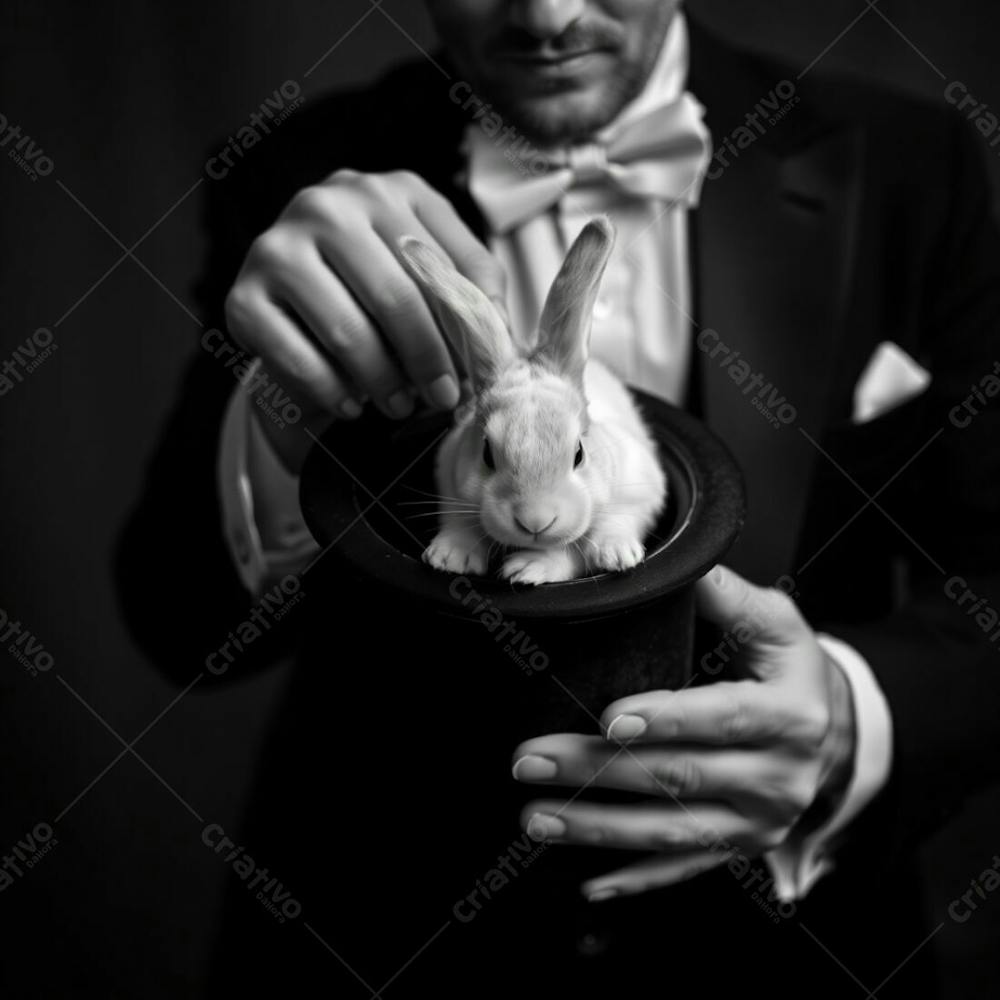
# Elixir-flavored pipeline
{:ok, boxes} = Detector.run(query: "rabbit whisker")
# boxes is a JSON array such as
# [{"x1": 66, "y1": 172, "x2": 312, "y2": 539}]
[
  {"x1": 401, "y1": 486, "x2": 473, "y2": 504},
  {"x1": 406, "y1": 511, "x2": 481, "y2": 521},
  {"x1": 398, "y1": 500, "x2": 477, "y2": 508}
]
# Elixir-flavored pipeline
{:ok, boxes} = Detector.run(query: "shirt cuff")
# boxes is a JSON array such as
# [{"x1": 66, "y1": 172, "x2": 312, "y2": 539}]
[
  {"x1": 217, "y1": 363, "x2": 320, "y2": 596},
  {"x1": 764, "y1": 632, "x2": 894, "y2": 901}
]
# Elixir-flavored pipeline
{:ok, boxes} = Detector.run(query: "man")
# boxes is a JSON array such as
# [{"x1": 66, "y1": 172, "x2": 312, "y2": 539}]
[{"x1": 119, "y1": 1, "x2": 1000, "y2": 996}]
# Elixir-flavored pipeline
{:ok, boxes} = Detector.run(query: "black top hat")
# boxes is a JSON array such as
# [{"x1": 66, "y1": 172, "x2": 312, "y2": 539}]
[{"x1": 299, "y1": 392, "x2": 745, "y2": 894}]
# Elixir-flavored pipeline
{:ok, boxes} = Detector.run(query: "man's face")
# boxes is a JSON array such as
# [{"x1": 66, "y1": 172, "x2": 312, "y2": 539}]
[{"x1": 425, "y1": 0, "x2": 680, "y2": 144}]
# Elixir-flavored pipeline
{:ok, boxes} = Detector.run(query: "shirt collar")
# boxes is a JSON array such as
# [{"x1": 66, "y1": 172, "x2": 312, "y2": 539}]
[{"x1": 594, "y1": 8, "x2": 691, "y2": 144}]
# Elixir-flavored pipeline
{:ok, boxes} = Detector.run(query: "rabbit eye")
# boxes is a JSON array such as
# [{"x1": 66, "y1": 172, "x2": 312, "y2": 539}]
[
  {"x1": 574, "y1": 442, "x2": 584, "y2": 468},
  {"x1": 483, "y1": 437, "x2": 495, "y2": 471}
]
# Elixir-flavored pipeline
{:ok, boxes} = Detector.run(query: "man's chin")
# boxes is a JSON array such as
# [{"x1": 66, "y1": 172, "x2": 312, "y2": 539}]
[{"x1": 493, "y1": 88, "x2": 625, "y2": 146}]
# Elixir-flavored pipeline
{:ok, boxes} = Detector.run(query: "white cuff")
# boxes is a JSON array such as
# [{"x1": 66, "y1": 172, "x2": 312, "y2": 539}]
[
  {"x1": 217, "y1": 364, "x2": 320, "y2": 596},
  {"x1": 764, "y1": 633, "x2": 894, "y2": 901}
]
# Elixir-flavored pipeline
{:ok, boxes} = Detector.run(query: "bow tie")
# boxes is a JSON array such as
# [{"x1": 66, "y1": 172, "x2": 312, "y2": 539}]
[{"x1": 466, "y1": 91, "x2": 712, "y2": 234}]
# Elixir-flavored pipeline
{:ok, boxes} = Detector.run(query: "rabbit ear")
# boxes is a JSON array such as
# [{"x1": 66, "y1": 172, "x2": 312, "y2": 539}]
[
  {"x1": 535, "y1": 215, "x2": 615, "y2": 383},
  {"x1": 397, "y1": 236, "x2": 514, "y2": 391}
]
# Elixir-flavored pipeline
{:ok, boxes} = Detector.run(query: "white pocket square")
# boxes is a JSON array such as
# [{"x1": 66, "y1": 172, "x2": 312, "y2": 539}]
[{"x1": 852, "y1": 341, "x2": 931, "y2": 424}]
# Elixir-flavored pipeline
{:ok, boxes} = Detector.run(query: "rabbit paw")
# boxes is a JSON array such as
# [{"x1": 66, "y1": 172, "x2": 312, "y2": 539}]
[
  {"x1": 591, "y1": 536, "x2": 645, "y2": 573},
  {"x1": 501, "y1": 548, "x2": 577, "y2": 585},
  {"x1": 423, "y1": 530, "x2": 489, "y2": 576}
]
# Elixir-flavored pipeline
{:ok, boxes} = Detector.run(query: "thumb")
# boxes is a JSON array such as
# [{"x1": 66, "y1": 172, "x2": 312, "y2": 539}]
[{"x1": 694, "y1": 565, "x2": 805, "y2": 648}]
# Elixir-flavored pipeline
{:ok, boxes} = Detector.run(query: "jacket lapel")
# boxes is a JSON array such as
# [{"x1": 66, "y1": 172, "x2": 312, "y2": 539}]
[{"x1": 688, "y1": 21, "x2": 865, "y2": 582}]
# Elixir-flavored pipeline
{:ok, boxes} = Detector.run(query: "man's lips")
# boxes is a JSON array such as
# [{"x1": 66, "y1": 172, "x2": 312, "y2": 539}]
[
  {"x1": 493, "y1": 47, "x2": 613, "y2": 81},
  {"x1": 497, "y1": 47, "x2": 604, "y2": 64}
]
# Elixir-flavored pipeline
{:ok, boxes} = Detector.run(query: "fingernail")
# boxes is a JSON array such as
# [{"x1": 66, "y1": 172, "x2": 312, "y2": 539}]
[
  {"x1": 586, "y1": 885, "x2": 621, "y2": 903},
  {"x1": 511, "y1": 754, "x2": 558, "y2": 781},
  {"x1": 387, "y1": 390, "x2": 414, "y2": 419},
  {"x1": 341, "y1": 398, "x2": 363, "y2": 419},
  {"x1": 526, "y1": 813, "x2": 566, "y2": 840},
  {"x1": 426, "y1": 373, "x2": 459, "y2": 409},
  {"x1": 605, "y1": 713, "x2": 647, "y2": 742}
]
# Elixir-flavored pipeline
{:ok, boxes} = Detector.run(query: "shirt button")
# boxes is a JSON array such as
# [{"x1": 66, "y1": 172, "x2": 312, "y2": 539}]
[{"x1": 575, "y1": 931, "x2": 609, "y2": 958}]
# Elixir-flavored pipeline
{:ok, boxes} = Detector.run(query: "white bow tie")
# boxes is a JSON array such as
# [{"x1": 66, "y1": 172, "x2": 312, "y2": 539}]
[{"x1": 466, "y1": 91, "x2": 712, "y2": 234}]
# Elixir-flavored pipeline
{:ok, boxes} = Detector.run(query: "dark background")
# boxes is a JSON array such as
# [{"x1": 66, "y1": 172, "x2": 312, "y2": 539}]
[{"x1": 1, "y1": 1, "x2": 999, "y2": 996}]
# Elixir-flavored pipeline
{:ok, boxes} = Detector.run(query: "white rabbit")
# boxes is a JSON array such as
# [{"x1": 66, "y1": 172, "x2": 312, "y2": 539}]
[{"x1": 397, "y1": 215, "x2": 667, "y2": 586}]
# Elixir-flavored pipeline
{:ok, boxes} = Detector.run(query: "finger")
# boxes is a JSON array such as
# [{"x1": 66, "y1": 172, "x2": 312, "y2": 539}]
[
  {"x1": 272, "y1": 246, "x2": 411, "y2": 418},
  {"x1": 319, "y1": 221, "x2": 460, "y2": 410},
  {"x1": 521, "y1": 800, "x2": 748, "y2": 853},
  {"x1": 695, "y1": 565, "x2": 805, "y2": 647},
  {"x1": 581, "y1": 849, "x2": 729, "y2": 901},
  {"x1": 225, "y1": 285, "x2": 359, "y2": 419},
  {"x1": 412, "y1": 189, "x2": 509, "y2": 321},
  {"x1": 512, "y1": 734, "x2": 773, "y2": 802},
  {"x1": 599, "y1": 682, "x2": 794, "y2": 746}
]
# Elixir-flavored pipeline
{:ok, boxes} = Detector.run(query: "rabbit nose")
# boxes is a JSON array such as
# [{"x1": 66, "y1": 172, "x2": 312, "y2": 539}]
[{"x1": 514, "y1": 511, "x2": 558, "y2": 537}]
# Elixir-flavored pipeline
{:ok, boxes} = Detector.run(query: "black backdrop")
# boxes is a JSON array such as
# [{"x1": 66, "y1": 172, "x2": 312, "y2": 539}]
[{"x1": 2, "y1": 1, "x2": 1000, "y2": 996}]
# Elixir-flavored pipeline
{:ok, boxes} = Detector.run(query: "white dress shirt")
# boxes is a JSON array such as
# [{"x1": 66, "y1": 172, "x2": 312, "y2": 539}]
[{"x1": 217, "y1": 9, "x2": 892, "y2": 903}]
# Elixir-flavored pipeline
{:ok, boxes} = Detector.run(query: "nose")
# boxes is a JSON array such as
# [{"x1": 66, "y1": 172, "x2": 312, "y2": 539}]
[
  {"x1": 514, "y1": 507, "x2": 559, "y2": 537},
  {"x1": 509, "y1": 0, "x2": 585, "y2": 39}
]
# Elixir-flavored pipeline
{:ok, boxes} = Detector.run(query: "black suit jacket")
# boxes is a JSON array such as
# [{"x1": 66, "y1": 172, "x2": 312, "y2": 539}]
[{"x1": 117, "y1": 17, "x2": 1000, "y2": 998}]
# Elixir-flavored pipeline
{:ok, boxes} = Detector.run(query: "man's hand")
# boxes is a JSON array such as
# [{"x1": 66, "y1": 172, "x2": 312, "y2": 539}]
[
  {"x1": 224, "y1": 169, "x2": 507, "y2": 471},
  {"x1": 512, "y1": 565, "x2": 857, "y2": 901}
]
